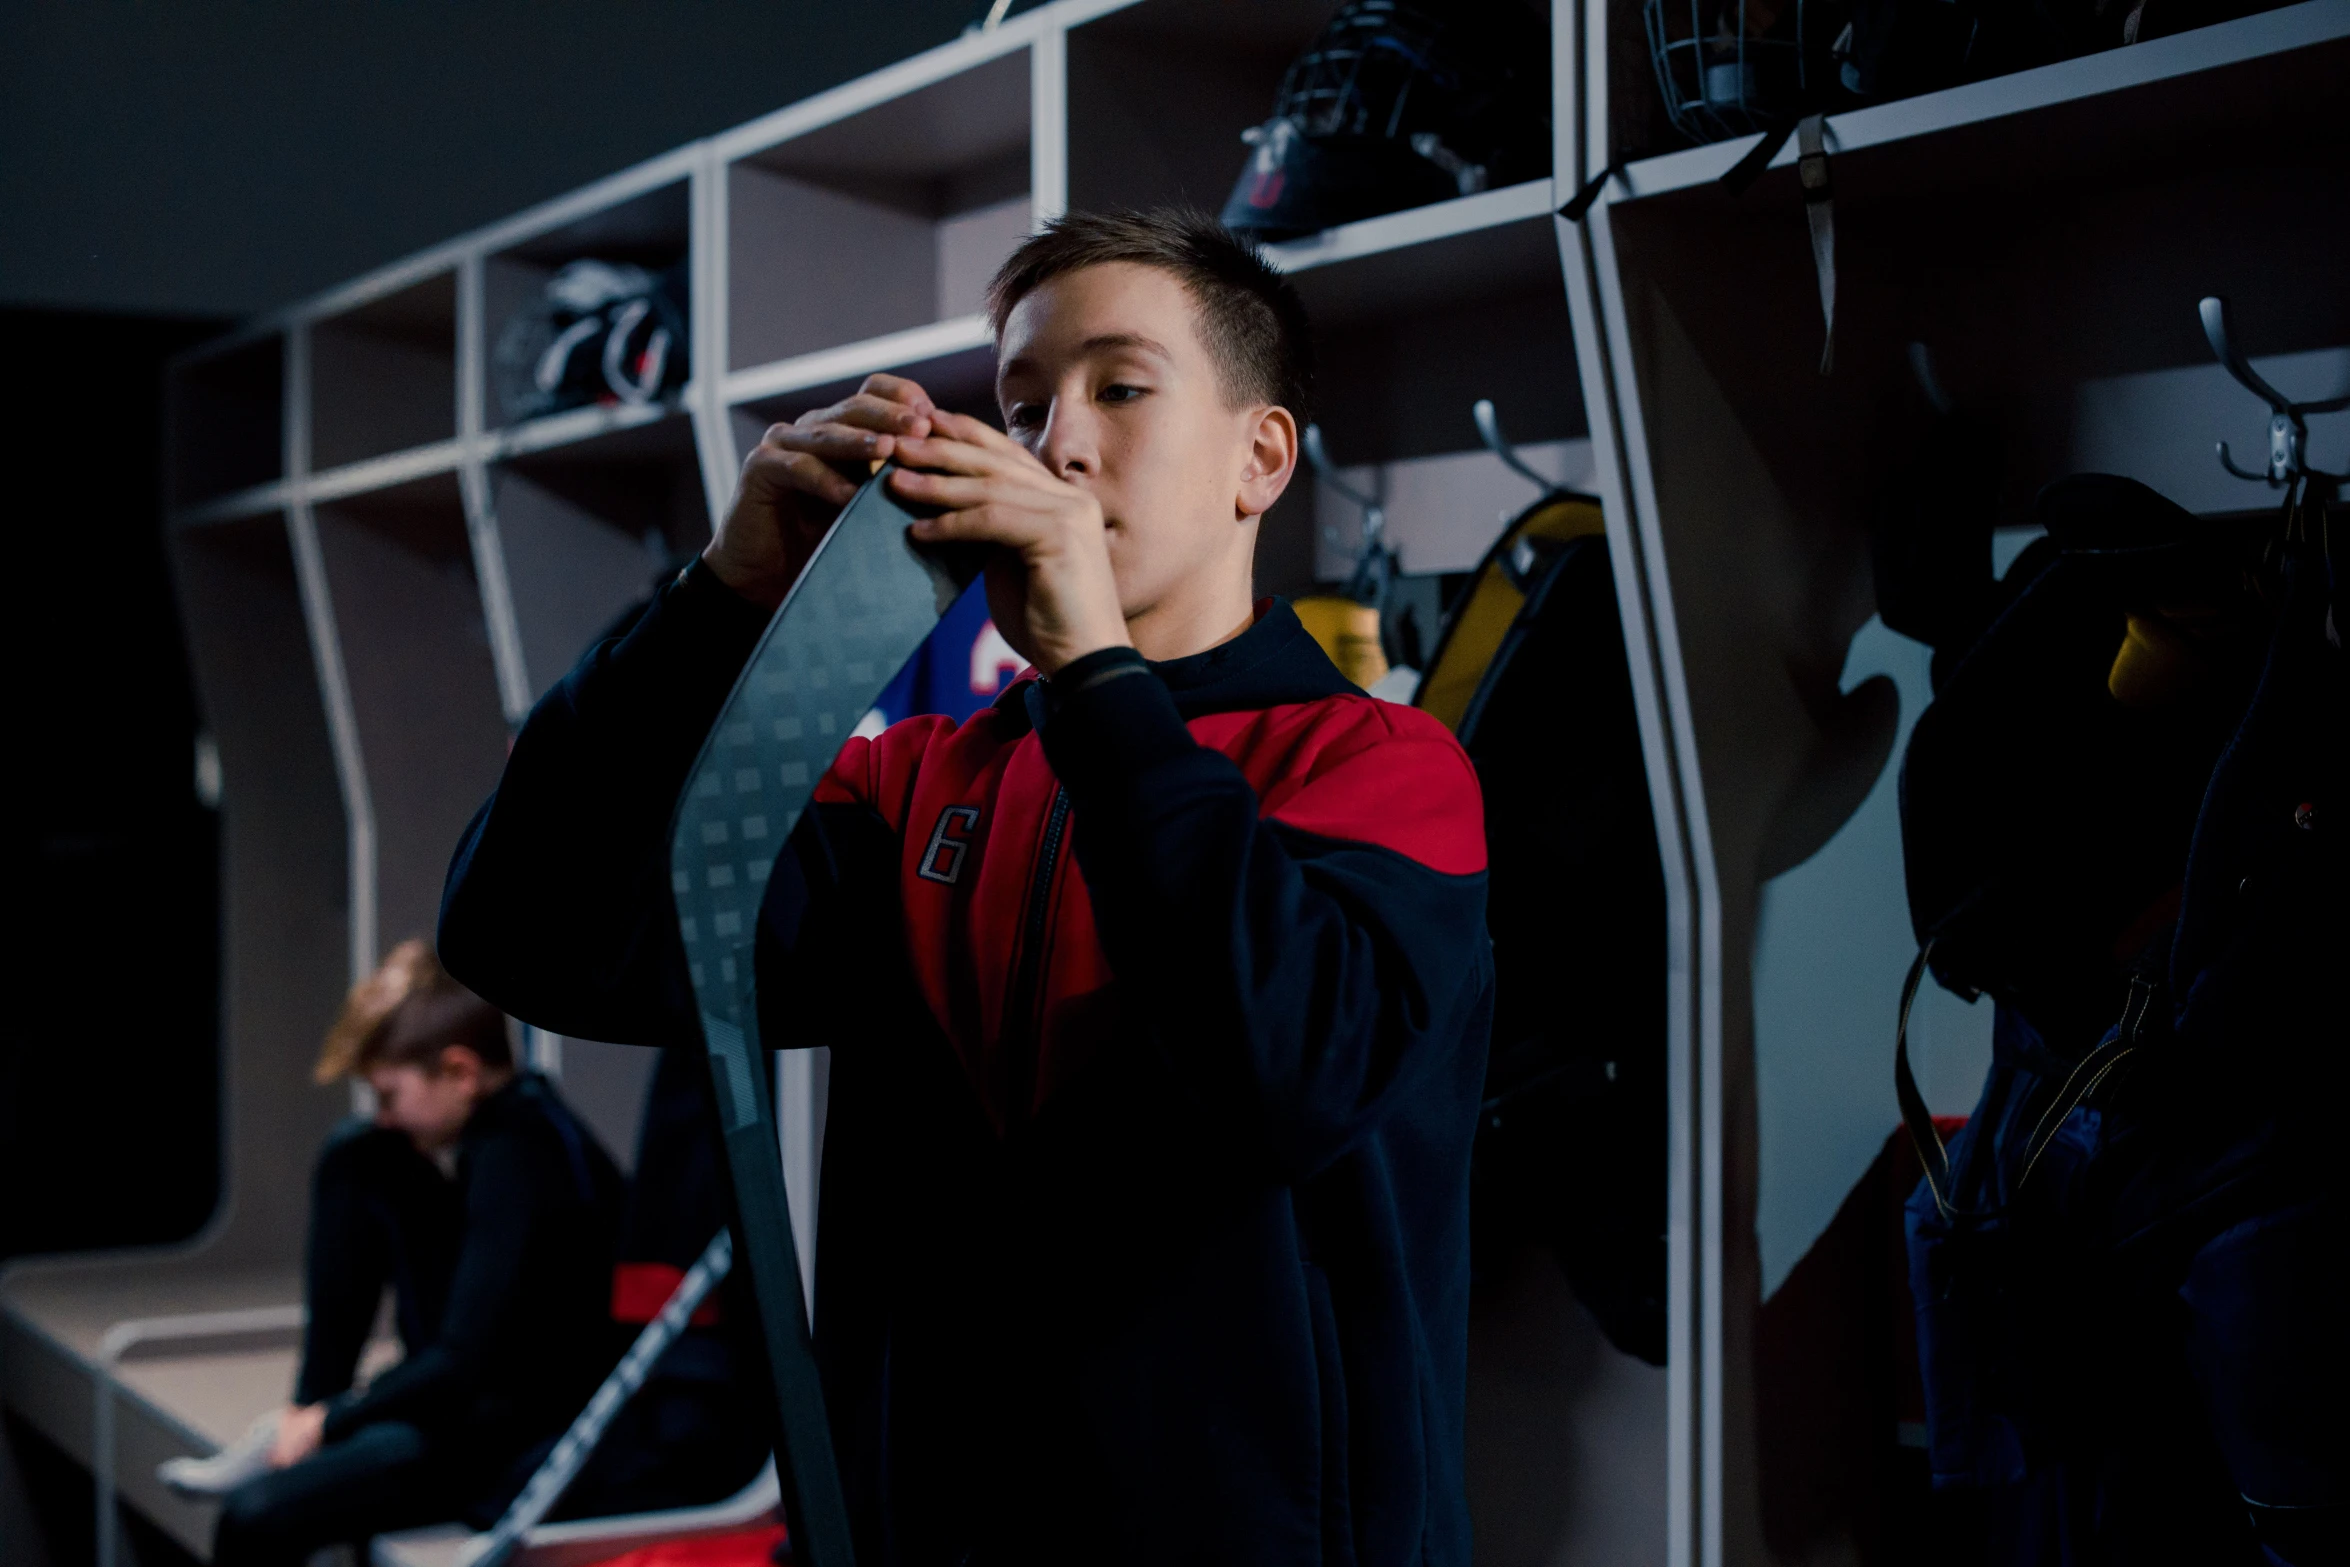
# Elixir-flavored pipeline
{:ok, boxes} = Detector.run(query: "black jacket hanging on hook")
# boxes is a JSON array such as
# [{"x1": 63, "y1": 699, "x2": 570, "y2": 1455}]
[{"x1": 1890, "y1": 472, "x2": 2350, "y2": 1562}]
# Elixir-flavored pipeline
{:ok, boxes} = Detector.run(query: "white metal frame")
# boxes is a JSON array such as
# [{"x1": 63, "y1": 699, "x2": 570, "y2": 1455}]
[{"x1": 91, "y1": 1306, "x2": 306, "y2": 1567}]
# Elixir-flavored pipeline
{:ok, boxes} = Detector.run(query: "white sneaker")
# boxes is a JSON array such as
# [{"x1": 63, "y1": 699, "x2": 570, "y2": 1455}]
[{"x1": 157, "y1": 1411, "x2": 279, "y2": 1497}]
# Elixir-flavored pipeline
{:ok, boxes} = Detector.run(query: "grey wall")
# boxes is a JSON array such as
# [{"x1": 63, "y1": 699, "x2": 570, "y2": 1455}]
[{"x1": 0, "y1": 0, "x2": 1009, "y2": 318}]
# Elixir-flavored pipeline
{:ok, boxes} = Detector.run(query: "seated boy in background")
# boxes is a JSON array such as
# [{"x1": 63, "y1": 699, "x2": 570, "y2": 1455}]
[{"x1": 193, "y1": 940, "x2": 623, "y2": 1567}]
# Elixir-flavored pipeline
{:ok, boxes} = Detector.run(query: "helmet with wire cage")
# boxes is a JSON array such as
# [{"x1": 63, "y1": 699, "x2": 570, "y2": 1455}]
[{"x1": 1220, "y1": 0, "x2": 1550, "y2": 241}]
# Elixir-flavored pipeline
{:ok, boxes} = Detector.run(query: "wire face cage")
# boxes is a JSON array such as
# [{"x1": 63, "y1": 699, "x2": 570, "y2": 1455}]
[
  {"x1": 1224, "y1": 0, "x2": 1550, "y2": 237},
  {"x1": 1645, "y1": 0, "x2": 1812, "y2": 142},
  {"x1": 1272, "y1": 1, "x2": 1471, "y2": 146}
]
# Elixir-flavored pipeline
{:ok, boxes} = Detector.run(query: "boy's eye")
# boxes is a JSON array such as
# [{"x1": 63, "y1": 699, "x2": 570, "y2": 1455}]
[
  {"x1": 1005, "y1": 402, "x2": 1045, "y2": 430},
  {"x1": 1099, "y1": 383, "x2": 1146, "y2": 405}
]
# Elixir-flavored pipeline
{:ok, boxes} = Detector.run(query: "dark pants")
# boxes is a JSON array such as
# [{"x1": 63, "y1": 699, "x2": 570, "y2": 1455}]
[
  {"x1": 211, "y1": 1422, "x2": 473, "y2": 1567},
  {"x1": 213, "y1": 1123, "x2": 517, "y2": 1567}
]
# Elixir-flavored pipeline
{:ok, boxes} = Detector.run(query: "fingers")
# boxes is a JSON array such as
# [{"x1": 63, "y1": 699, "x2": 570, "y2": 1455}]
[
  {"x1": 743, "y1": 442, "x2": 859, "y2": 507},
  {"x1": 897, "y1": 479, "x2": 1103, "y2": 553},
  {"x1": 926, "y1": 411, "x2": 1045, "y2": 468},
  {"x1": 890, "y1": 424, "x2": 1047, "y2": 480},
  {"x1": 857, "y1": 373, "x2": 936, "y2": 414},
  {"x1": 890, "y1": 469, "x2": 1005, "y2": 513},
  {"x1": 764, "y1": 419, "x2": 882, "y2": 461},
  {"x1": 793, "y1": 382, "x2": 936, "y2": 438}
]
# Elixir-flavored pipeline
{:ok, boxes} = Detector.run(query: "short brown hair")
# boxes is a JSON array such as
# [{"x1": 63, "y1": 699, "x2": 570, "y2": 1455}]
[
  {"x1": 314, "y1": 938, "x2": 511, "y2": 1084},
  {"x1": 986, "y1": 207, "x2": 1314, "y2": 421}
]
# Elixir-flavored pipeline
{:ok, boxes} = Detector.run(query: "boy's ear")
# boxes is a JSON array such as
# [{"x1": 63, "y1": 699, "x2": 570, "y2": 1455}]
[
  {"x1": 1238, "y1": 405, "x2": 1299, "y2": 521},
  {"x1": 435, "y1": 1043, "x2": 485, "y2": 1083}
]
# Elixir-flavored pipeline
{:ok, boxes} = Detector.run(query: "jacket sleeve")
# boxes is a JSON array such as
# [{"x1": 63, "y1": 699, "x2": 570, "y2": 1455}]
[
  {"x1": 1036, "y1": 650, "x2": 1492, "y2": 1181},
  {"x1": 318, "y1": 1132, "x2": 543, "y2": 1441},
  {"x1": 438, "y1": 562, "x2": 772, "y2": 1044}
]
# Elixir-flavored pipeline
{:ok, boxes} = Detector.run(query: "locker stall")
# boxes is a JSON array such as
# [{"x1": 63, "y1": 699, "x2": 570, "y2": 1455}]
[
  {"x1": 1558, "y1": 1, "x2": 2350, "y2": 1559},
  {"x1": 5, "y1": 0, "x2": 2336, "y2": 1563}
]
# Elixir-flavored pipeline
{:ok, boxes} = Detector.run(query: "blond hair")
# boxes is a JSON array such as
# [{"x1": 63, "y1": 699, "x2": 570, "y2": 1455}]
[{"x1": 314, "y1": 939, "x2": 510, "y2": 1084}]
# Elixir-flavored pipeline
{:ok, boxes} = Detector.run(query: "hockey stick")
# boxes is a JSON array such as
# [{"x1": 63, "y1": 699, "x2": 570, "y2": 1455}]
[
  {"x1": 669, "y1": 467, "x2": 981, "y2": 1567},
  {"x1": 457, "y1": 1230, "x2": 734, "y2": 1567}
]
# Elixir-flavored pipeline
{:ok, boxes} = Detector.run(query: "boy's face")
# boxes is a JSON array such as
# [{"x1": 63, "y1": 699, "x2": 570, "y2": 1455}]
[
  {"x1": 995, "y1": 262, "x2": 1293, "y2": 624},
  {"x1": 366, "y1": 1047, "x2": 487, "y2": 1153}
]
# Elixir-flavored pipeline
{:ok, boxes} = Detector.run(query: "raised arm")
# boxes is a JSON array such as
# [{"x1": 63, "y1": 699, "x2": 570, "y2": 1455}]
[
  {"x1": 440, "y1": 375, "x2": 943, "y2": 1039},
  {"x1": 438, "y1": 564, "x2": 767, "y2": 1042}
]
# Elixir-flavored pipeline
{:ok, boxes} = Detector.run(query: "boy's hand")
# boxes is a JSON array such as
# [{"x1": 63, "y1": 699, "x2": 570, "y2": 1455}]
[
  {"x1": 270, "y1": 1402, "x2": 327, "y2": 1468},
  {"x1": 887, "y1": 414, "x2": 1132, "y2": 676},
  {"x1": 704, "y1": 374, "x2": 938, "y2": 609}
]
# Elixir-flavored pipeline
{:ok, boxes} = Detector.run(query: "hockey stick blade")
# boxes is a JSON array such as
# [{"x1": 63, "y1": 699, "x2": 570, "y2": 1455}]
[{"x1": 670, "y1": 466, "x2": 983, "y2": 1567}]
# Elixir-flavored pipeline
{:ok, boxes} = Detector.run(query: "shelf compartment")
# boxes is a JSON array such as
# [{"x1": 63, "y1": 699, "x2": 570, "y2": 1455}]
[
  {"x1": 1609, "y1": 0, "x2": 2350, "y2": 205},
  {"x1": 728, "y1": 315, "x2": 1001, "y2": 459},
  {"x1": 1601, "y1": 111, "x2": 2350, "y2": 541},
  {"x1": 1065, "y1": 0, "x2": 1333, "y2": 214},
  {"x1": 1260, "y1": 274, "x2": 1589, "y2": 597},
  {"x1": 310, "y1": 474, "x2": 510, "y2": 952},
  {"x1": 727, "y1": 46, "x2": 1033, "y2": 372},
  {"x1": 488, "y1": 415, "x2": 709, "y2": 703},
  {"x1": 168, "y1": 335, "x2": 284, "y2": 508},
  {"x1": 1311, "y1": 438, "x2": 1603, "y2": 582},
  {"x1": 485, "y1": 181, "x2": 692, "y2": 432},
  {"x1": 306, "y1": 440, "x2": 467, "y2": 507},
  {"x1": 490, "y1": 397, "x2": 684, "y2": 464},
  {"x1": 1266, "y1": 180, "x2": 1562, "y2": 324},
  {"x1": 309, "y1": 272, "x2": 457, "y2": 471},
  {"x1": 165, "y1": 509, "x2": 354, "y2": 1308}
]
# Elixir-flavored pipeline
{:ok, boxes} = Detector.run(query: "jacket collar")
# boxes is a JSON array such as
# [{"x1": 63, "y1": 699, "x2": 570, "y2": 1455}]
[{"x1": 999, "y1": 597, "x2": 1354, "y2": 734}]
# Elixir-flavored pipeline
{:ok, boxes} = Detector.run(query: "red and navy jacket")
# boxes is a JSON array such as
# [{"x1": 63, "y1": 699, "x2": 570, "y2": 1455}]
[{"x1": 440, "y1": 559, "x2": 1494, "y2": 1567}]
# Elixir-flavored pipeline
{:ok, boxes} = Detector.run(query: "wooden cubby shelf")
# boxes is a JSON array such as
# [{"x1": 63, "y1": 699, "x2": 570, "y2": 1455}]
[
  {"x1": 309, "y1": 270, "x2": 458, "y2": 470},
  {"x1": 488, "y1": 414, "x2": 708, "y2": 705},
  {"x1": 721, "y1": 42, "x2": 1035, "y2": 375},
  {"x1": 485, "y1": 178, "x2": 692, "y2": 434}
]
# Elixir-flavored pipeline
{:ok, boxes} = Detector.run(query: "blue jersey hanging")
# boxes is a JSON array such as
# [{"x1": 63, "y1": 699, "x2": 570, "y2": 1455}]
[{"x1": 865, "y1": 577, "x2": 1024, "y2": 729}]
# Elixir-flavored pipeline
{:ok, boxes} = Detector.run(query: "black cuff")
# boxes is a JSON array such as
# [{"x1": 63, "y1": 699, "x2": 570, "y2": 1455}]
[
  {"x1": 1038, "y1": 647, "x2": 1194, "y2": 799},
  {"x1": 668, "y1": 557, "x2": 776, "y2": 643},
  {"x1": 318, "y1": 1390, "x2": 366, "y2": 1445}
]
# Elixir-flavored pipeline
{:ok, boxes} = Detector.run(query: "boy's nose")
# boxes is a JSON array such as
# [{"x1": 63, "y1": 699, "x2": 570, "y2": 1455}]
[{"x1": 1036, "y1": 402, "x2": 1097, "y2": 479}]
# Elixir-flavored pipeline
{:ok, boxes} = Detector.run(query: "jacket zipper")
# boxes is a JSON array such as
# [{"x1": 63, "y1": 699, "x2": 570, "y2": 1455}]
[{"x1": 1001, "y1": 785, "x2": 1070, "y2": 1130}]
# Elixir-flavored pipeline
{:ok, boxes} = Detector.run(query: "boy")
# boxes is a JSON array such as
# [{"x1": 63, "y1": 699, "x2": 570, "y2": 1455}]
[
  {"x1": 203, "y1": 941, "x2": 623, "y2": 1567},
  {"x1": 441, "y1": 209, "x2": 1492, "y2": 1565}
]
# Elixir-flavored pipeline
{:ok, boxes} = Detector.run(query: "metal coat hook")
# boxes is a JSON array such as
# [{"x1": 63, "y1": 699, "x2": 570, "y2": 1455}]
[
  {"x1": 1303, "y1": 424, "x2": 1394, "y2": 607},
  {"x1": 1304, "y1": 423, "x2": 1387, "y2": 549},
  {"x1": 1908, "y1": 342, "x2": 1954, "y2": 417},
  {"x1": 1472, "y1": 399, "x2": 1560, "y2": 496},
  {"x1": 2201, "y1": 296, "x2": 2350, "y2": 488}
]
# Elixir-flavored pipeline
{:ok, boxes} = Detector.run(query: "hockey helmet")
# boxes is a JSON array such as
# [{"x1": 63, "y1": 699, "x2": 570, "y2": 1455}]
[
  {"x1": 1222, "y1": 0, "x2": 1551, "y2": 240},
  {"x1": 494, "y1": 260, "x2": 689, "y2": 425}
]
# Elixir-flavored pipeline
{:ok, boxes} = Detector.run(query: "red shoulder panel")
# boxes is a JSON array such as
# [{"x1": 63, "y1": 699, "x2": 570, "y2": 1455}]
[
  {"x1": 1190, "y1": 697, "x2": 1487, "y2": 876},
  {"x1": 811, "y1": 714, "x2": 958, "y2": 831}
]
